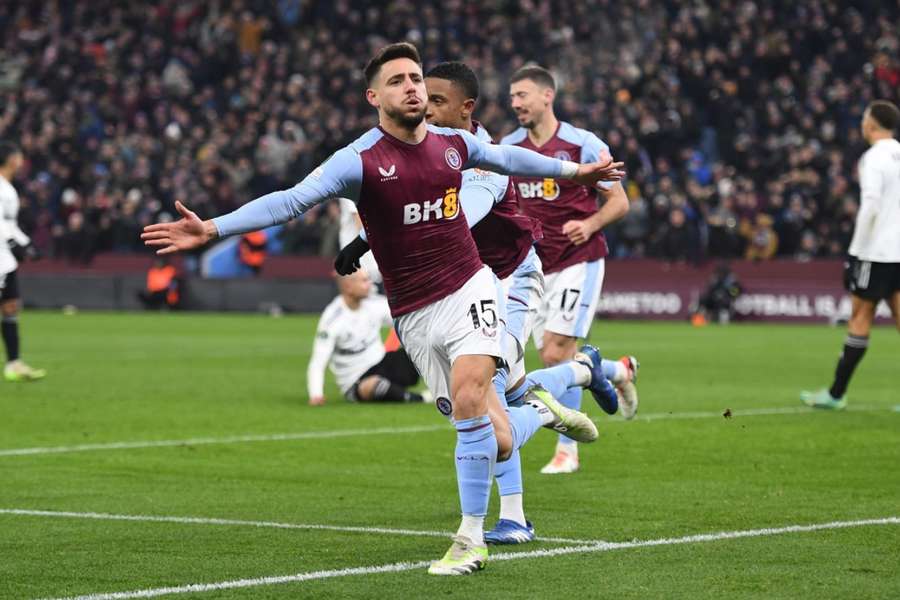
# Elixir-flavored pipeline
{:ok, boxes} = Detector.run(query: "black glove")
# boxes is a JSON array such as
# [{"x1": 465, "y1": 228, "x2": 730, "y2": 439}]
[
  {"x1": 10, "y1": 242, "x2": 41, "y2": 262},
  {"x1": 334, "y1": 236, "x2": 370, "y2": 275}
]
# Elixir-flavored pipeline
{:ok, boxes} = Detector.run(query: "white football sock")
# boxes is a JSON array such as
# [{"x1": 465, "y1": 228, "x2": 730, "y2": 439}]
[
  {"x1": 457, "y1": 515, "x2": 485, "y2": 545},
  {"x1": 568, "y1": 361, "x2": 593, "y2": 386},
  {"x1": 525, "y1": 397, "x2": 555, "y2": 426},
  {"x1": 499, "y1": 493, "x2": 527, "y2": 527},
  {"x1": 609, "y1": 360, "x2": 628, "y2": 384}
]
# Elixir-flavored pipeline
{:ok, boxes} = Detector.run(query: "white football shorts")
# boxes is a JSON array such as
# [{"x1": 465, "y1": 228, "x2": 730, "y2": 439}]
[
  {"x1": 500, "y1": 246, "x2": 544, "y2": 387},
  {"x1": 395, "y1": 265, "x2": 504, "y2": 409},
  {"x1": 532, "y1": 258, "x2": 605, "y2": 349}
]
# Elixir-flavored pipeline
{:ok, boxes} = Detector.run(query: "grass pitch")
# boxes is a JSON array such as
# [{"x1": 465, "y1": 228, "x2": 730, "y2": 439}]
[{"x1": 1, "y1": 311, "x2": 898, "y2": 599}]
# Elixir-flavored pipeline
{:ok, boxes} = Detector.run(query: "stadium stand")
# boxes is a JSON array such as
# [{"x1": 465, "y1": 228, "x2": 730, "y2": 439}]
[{"x1": 0, "y1": 0, "x2": 897, "y2": 264}]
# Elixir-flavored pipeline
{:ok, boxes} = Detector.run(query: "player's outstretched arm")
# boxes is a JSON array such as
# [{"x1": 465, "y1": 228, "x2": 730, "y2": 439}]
[
  {"x1": 142, "y1": 148, "x2": 361, "y2": 254},
  {"x1": 461, "y1": 130, "x2": 624, "y2": 185},
  {"x1": 141, "y1": 201, "x2": 216, "y2": 255},
  {"x1": 466, "y1": 136, "x2": 625, "y2": 186},
  {"x1": 570, "y1": 154, "x2": 627, "y2": 186}
]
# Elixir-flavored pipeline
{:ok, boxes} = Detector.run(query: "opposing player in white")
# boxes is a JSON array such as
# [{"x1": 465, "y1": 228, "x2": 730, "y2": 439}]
[
  {"x1": 802, "y1": 100, "x2": 900, "y2": 408},
  {"x1": 307, "y1": 269, "x2": 426, "y2": 405},
  {"x1": 0, "y1": 142, "x2": 45, "y2": 382}
]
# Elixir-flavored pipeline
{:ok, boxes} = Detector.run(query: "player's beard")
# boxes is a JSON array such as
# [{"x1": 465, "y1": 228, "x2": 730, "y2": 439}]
[
  {"x1": 386, "y1": 104, "x2": 426, "y2": 129},
  {"x1": 519, "y1": 113, "x2": 537, "y2": 129}
]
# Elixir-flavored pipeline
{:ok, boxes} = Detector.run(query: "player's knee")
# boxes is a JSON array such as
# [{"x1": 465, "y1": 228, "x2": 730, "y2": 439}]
[
  {"x1": 540, "y1": 342, "x2": 572, "y2": 366},
  {"x1": 355, "y1": 376, "x2": 380, "y2": 401},
  {"x1": 453, "y1": 380, "x2": 489, "y2": 417},
  {"x1": 848, "y1": 313, "x2": 873, "y2": 336},
  {"x1": 0, "y1": 300, "x2": 18, "y2": 317},
  {"x1": 451, "y1": 360, "x2": 495, "y2": 417}
]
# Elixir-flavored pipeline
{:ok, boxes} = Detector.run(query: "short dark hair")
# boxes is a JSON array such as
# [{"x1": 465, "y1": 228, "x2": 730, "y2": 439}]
[
  {"x1": 868, "y1": 100, "x2": 900, "y2": 132},
  {"x1": 510, "y1": 65, "x2": 556, "y2": 91},
  {"x1": 425, "y1": 61, "x2": 479, "y2": 101},
  {"x1": 0, "y1": 142, "x2": 20, "y2": 166},
  {"x1": 364, "y1": 42, "x2": 422, "y2": 86}
]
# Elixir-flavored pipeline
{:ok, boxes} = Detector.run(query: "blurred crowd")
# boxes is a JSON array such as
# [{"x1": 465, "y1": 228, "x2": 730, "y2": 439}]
[{"x1": 0, "y1": 0, "x2": 897, "y2": 265}]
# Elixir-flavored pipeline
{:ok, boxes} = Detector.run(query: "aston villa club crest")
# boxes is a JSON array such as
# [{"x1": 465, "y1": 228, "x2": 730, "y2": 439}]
[
  {"x1": 445, "y1": 147, "x2": 462, "y2": 170},
  {"x1": 436, "y1": 396, "x2": 453, "y2": 417},
  {"x1": 554, "y1": 150, "x2": 571, "y2": 161}
]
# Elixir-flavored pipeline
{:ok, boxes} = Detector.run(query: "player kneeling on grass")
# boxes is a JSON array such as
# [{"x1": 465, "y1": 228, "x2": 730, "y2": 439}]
[{"x1": 307, "y1": 269, "x2": 428, "y2": 406}]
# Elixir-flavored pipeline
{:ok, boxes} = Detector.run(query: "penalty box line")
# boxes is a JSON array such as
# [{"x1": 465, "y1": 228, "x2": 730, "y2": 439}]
[
  {"x1": 37, "y1": 516, "x2": 900, "y2": 600},
  {"x1": 0, "y1": 508, "x2": 597, "y2": 546},
  {"x1": 0, "y1": 405, "x2": 889, "y2": 459}
]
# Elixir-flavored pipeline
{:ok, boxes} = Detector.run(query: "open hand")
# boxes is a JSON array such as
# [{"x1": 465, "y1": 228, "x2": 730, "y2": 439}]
[
  {"x1": 572, "y1": 150, "x2": 625, "y2": 186},
  {"x1": 141, "y1": 201, "x2": 215, "y2": 254}
]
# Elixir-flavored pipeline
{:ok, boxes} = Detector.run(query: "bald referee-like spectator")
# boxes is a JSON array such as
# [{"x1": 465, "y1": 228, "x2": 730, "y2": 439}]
[{"x1": 802, "y1": 100, "x2": 900, "y2": 409}]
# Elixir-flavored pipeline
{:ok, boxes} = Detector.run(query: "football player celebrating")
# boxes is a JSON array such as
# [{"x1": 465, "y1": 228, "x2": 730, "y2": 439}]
[
  {"x1": 502, "y1": 66, "x2": 638, "y2": 474},
  {"x1": 144, "y1": 43, "x2": 623, "y2": 575},
  {"x1": 418, "y1": 61, "x2": 635, "y2": 542}
]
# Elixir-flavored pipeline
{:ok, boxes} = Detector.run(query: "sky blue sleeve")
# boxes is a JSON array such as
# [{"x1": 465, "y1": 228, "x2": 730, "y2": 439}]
[
  {"x1": 213, "y1": 147, "x2": 362, "y2": 237},
  {"x1": 581, "y1": 132, "x2": 615, "y2": 191},
  {"x1": 458, "y1": 129, "x2": 564, "y2": 178},
  {"x1": 460, "y1": 182, "x2": 498, "y2": 228}
]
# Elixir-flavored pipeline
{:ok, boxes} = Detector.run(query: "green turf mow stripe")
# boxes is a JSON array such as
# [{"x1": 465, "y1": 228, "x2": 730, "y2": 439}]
[
  {"x1": 0, "y1": 508, "x2": 598, "y2": 546},
  {"x1": 37, "y1": 516, "x2": 900, "y2": 600},
  {"x1": 1, "y1": 405, "x2": 890, "y2": 459}
]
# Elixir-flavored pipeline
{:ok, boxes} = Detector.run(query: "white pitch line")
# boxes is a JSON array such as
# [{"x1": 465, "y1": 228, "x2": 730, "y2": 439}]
[
  {"x1": 1, "y1": 404, "x2": 891, "y2": 459},
  {"x1": 39, "y1": 516, "x2": 900, "y2": 600},
  {"x1": 0, "y1": 508, "x2": 597, "y2": 546},
  {"x1": 623, "y1": 404, "x2": 886, "y2": 422},
  {"x1": 39, "y1": 560, "x2": 436, "y2": 600},
  {"x1": 0, "y1": 424, "x2": 449, "y2": 457}
]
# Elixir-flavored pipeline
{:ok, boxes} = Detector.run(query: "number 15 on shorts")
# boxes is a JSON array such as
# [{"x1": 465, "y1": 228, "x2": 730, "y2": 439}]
[{"x1": 468, "y1": 299, "x2": 498, "y2": 331}]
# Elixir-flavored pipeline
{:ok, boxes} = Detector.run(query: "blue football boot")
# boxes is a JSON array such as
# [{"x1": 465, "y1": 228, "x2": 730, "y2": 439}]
[
  {"x1": 575, "y1": 344, "x2": 619, "y2": 415},
  {"x1": 484, "y1": 519, "x2": 535, "y2": 545}
]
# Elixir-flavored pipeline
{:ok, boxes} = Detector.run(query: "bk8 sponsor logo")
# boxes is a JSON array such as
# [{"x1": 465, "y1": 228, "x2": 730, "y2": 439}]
[
  {"x1": 402, "y1": 187, "x2": 460, "y2": 224},
  {"x1": 518, "y1": 179, "x2": 560, "y2": 201}
]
